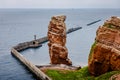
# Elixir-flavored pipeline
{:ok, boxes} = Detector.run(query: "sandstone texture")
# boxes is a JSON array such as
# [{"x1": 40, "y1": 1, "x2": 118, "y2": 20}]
[
  {"x1": 88, "y1": 16, "x2": 120, "y2": 76},
  {"x1": 48, "y1": 15, "x2": 72, "y2": 65},
  {"x1": 109, "y1": 74, "x2": 120, "y2": 80}
]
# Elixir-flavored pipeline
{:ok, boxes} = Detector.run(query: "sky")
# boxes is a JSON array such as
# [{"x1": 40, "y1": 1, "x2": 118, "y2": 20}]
[{"x1": 0, "y1": 0, "x2": 119, "y2": 8}]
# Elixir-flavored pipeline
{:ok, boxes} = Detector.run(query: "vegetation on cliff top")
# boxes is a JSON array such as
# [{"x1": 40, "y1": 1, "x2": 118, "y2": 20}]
[
  {"x1": 45, "y1": 66, "x2": 120, "y2": 80},
  {"x1": 103, "y1": 23, "x2": 116, "y2": 29}
]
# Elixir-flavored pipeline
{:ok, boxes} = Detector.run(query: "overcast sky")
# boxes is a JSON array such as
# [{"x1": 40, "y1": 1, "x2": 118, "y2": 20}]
[{"x1": 0, "y1": 0, "x2": 119, "y2": 8}]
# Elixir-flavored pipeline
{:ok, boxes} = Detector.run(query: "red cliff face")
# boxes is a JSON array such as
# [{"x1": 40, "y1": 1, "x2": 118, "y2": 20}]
[
  {"x1": 88, "y1": 16, "x2": 120, "y2": 76},
  {"x1": 48, "y1": 15, "x2": 72, "y2": 65}
]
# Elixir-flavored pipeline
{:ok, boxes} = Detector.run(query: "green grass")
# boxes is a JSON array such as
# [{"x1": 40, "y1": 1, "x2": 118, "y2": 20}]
[
  {"x1": 88, "y1": 41, "x2": 97, "y2": 61},
  {"x1": 95, "y1": 70, "x2": 120, "y2": 80},
  {"x1": 103, "y1": 23, "x2": 115, "y2": 29},
  {"x1": 45, "y1": 66, "x2": 120, "y2": 80},
  {"x1": 46, "y1": 66, "x2": 94, "y2": 80}
]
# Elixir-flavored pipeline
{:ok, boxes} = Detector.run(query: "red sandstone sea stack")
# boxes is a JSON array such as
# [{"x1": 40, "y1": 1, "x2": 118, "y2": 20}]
[
  {"x1": 47, "y1": 15, "x2": 72, "y2": 65},
  {"x1": 88, "y1": 16, "x2": 120, "y2": 76}
]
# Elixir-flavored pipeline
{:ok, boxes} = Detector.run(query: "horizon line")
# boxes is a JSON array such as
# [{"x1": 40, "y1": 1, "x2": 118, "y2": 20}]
[{"x1": 0, "y1": 7, "x2": 119, "y2": 9}]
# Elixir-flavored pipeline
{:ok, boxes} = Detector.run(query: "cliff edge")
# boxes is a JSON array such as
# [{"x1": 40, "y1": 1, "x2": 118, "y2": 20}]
[{"x1": 88, "y1": 16, "x2": 120, "y2": 76}]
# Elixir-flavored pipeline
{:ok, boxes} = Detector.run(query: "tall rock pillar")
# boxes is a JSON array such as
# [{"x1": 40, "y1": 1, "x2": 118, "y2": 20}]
[{"x1": 47, "y1": 15, "x2": 72, "y2": 65}]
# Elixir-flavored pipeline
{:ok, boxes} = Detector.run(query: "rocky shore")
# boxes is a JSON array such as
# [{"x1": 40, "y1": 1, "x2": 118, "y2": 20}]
[{"x1": 11, "y1": 15, "x2": 120, "y2": 80}]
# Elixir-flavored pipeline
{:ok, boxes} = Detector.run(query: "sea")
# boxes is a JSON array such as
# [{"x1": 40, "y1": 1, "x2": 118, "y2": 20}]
[{"x1": 0, "y1": 8, "x2": 120, "y2": 80}]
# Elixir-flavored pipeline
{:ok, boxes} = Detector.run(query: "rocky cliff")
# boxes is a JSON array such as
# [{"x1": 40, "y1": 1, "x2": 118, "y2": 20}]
[
  {"x1": 47, "y1": 15, "x2": 72, "y2": 65},
  {"x1": 88, "y1": 16, "x2": 120, "y2": 76}
]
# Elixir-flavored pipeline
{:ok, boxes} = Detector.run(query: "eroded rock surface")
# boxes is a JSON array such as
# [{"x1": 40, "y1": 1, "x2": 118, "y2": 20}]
[
  {"x1": 48, "y1": 15, "x2": 72, "y2": 65},
  {"x1": 109, "y1": 74, "x2": 120, "y2": 80},
  {"x1": 88, "y1": 16, "x2": 120, "y2": 76}
]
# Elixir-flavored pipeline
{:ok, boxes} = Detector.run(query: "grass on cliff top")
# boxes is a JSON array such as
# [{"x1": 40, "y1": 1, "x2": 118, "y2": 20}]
[
  {"x1": 45, "y1": 66, "x2": 120, "y2": 80},
  {"x1": 103, "y1": 23, "x2": 116, "y2": 29}
]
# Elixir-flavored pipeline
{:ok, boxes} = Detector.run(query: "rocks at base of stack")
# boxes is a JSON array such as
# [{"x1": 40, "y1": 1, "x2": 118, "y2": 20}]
[
  {"x1": 48, "y1": 15, "x2": 72, "y2": 65},
  {"x1": 88, "y1": 16, "x2": 120, "y2": 76}
]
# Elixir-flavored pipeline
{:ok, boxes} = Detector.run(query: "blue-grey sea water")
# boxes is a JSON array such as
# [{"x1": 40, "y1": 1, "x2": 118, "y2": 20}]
[{"x1": 0, "y1": 9, "x2": 120, "y2": 80}]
